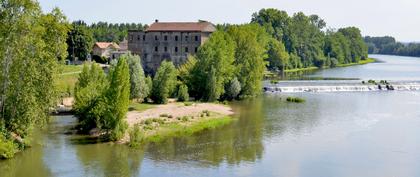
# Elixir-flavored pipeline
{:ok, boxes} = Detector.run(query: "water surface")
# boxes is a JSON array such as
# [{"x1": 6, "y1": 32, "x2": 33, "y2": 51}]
[{"x1": 1, "y1": 54, "x2": 420, "y2": 177}]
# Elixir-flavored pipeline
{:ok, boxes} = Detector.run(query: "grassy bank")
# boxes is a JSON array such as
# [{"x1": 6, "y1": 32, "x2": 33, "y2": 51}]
[
  {"x1": 56, "y1": 65, "x2": 83, "y2": 95},
  {"x1": 336, "y1": 58, "x2": 376, "y2": 67},
  {"x1": 284, "y1": 67, "x2": 319, "y2": 73},
  {"x1": 142, "y1": 115, "x2": 233, "y2": 143},
  {"x1": 128, "y1": 102, "x2": 156, "y2": 112}
]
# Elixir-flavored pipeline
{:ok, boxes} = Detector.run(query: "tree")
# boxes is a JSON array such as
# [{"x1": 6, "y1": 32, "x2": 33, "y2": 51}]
[
  {"x1": 103, "y1": 57, "x2": 130, "y2": 140},
  {"x1": 0, "y1": 0, "x2": 69, "y2": 156},
  {"x1": 151, "y1": 61, "x2": 177, "y2": 104},
  {"x1": 193, "y1": 31, "x2": 236, "y2": 101},
  {"x1": 338, "y1": 27, "x2": 368, "y2": 62},
  {"x1": 126, "y1": 53, "x2": 148, "y2": 102},
  {"x1": 66, "y1": 21, "x2": 94, "y2": 61},
  {"x1": 267, "y1": 39, "x2": 289, "y2": 71},
  {"x1": 73, "y1": 63, "x2": 108, "y2": 132},
  {"x1": 227, "y1": 24, "x2": 269, "y2": 98}
]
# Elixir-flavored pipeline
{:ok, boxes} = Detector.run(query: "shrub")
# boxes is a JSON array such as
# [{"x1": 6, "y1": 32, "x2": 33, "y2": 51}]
[
  {"x1": 177, "y1": 84, "x2": 189, "y2": 102},
  {"x1": 270, "y1": 80, "x2": 279, "y2": 84},
  {"x1": 181, "y1": 116, "x2": 190, "y2": 122},
  {"x1": 0, "y1": 135, "x2": 17, "y2": 159},
  {"x1": 286, "y1": 97, "x2": 305, "y2": 103},
  {"x1": 159, "y1": 114, "x2": 169, "y2": 117},
  {"x1": 225, "y1": 77, "x2": 241, "y2": 100},
  {"x1": 128, "y1": 124, "x2": 143, "y2": 148},
  {"x1": 184, "y1": 102, "x2": 193, "y2": 106}
]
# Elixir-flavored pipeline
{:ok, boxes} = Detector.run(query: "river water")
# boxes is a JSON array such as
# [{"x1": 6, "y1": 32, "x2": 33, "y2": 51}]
[{"x1": 1, "y1": 54, "x2": 420, "y2": 177}]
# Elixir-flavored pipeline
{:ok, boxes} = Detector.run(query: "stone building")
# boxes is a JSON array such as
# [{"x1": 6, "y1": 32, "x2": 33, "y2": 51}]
[
  {"x1": 92, "y1": 42, "x2": 120, "y2": 58},
  {"x1": 128, "y1": 20, "x2": 216, "y2": 74}
]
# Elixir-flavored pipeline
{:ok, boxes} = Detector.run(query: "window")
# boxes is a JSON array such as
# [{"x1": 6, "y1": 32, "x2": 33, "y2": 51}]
[
  {"x1": 185, "y1": 35, "x2": 189, "y2": 41},
  {"x1": 175, "y1": 47, "x2": 178, "y2": 52},
  {"x1": 175, "y1": 36, "x2": 179, "y2": 41},
  {"x1": 195, "y1": 36, "x2": 199, "y2": 41},
  {"x1": 155, "y1": 46, "x2": 158, "y2": 52},
  {"x1": 164, "y1": 46, "x2": 168, "y2": 52},
  {"x1": 155, "y1": 35, "x2": 158, "y2": 41},
  {"x1": 143, "y1": 35, "x2": 146, "y2": 41},
  {"x1": 129, "y1": 35, "x2": 133, "y2": 42},
  {"x1": 195, "y1": 47, "x2": 198, "y2": 53},
  {"x1": 164, "y1": 36, "x2": 168, "y2": 41},
  {"x1": 137, "y1": 35, "x2": 140, "y2": 40},
  {"x1": 185, "y1": 47, "x2": 189, "y2": 53}
]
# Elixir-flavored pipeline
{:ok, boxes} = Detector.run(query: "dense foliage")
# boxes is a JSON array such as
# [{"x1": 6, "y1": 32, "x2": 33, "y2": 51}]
[
  {"x1": 251, "y1": 8, "x2": 368, "y2": 69},
  {"x1": 66, "y1": 21, "x2": 94, "y2": 61},
  {"x1": 365, "y1": 36, "x2": 420, "y2": 57},
  {"x1": 127, "y1": 53, "x2": 148, "y2": 102},
  {"x1": 151, "y1": 61, "x2": 177, "y2": 104},
  {"x1": 89, "y1": 22, "x2": 145, "y2": 43},
  {"x1": 0, "y1": 0, "x2": 69, "y2": 158},
  {"x1": 74, "y1": 59, "x2": 130, "y2": 141}
]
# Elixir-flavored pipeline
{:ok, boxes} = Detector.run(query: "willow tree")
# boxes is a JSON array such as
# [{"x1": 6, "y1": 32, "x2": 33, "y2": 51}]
[{"x1": 0, "y1": 0, "x2": 69, "y2": 157}]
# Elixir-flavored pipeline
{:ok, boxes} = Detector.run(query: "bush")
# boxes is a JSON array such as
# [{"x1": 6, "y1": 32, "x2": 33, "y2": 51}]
[
  {"x1": 286, "y1": 97, "x2": 305, "y2": 103},
  {"x1": 184, "y1": 102, "x2": 193, "y2": 106},
  {"x1": 177, "y1": 84, "x2": 189, "y2": 102},
  {"x1": 128, "y1": 124, "x2": 143, "y2": 148},
  {"x1": 181, "y1": 116, "x2": 190, "y2": 122},
  {"x1": 225, "y1": 77, "x2": 241, "y2": 100},
  {"x1": 0, "y1": 135, "x2": 17, "y2": 159}
]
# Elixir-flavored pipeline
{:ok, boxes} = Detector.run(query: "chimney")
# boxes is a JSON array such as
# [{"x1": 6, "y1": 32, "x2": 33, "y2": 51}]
[{"x1": 155, "y1": 19, "x2": 159, "y2": 23}]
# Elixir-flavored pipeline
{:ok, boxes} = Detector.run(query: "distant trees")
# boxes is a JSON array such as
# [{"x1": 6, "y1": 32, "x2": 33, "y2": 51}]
[
  {"x1": 0, "y1": 1, "x2": 69, "y2": 158},
  {"x1": 365, "y1": 36, "x2": 420, "y2": 57},
  {"x1": 66, "y1": 21, "x2": 94, "y2": 61},
  {"x1": 251, "y1": 8, "x2": 368, "y2": 70},
  {"x1": 89, "y1": 22, "x2": 145, "y2": 43}
]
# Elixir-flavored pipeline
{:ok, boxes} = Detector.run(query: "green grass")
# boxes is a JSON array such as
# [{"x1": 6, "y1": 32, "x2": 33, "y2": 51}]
[
  {"x1": 284, "y1": 67, "x2": 319, "y2": 73},
  {"x1": 144, "y1": 116, "x2": 233, "y2": 143},
  {"x1": 336, "y1": 58, "x2": 376, "y2": 67},
  {"x1": 61, "y1": 64, "x2": 84, "y2": 74},
  {"x1": 129, "y1": 102, "x2": 156, "y2": 112}
]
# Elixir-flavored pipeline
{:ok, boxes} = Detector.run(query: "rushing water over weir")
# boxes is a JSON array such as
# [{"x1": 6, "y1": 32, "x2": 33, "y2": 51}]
[{"x1": 264, "y1": 81, "x2": 420, "y2": 93}]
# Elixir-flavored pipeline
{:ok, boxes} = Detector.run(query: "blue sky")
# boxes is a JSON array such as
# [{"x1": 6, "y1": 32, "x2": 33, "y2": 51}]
[{"x1": 38, "y1": 0, "x2": 420, "y2": 42}]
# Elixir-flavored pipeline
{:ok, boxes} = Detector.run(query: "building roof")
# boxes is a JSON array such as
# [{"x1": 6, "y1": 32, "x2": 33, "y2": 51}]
[
  {"x1": 94, "y1": 42, "x2": 120, "y2": 49},
  {"x1": 146, "y1": 21, "x2": 216, "y2": 32}
]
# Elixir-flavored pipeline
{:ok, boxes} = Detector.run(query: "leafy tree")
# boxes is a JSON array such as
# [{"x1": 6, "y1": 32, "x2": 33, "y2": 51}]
[
  {"x1": 227, "y1": 24, "x2": 269, "y2": 98},
  {"x1": 151, "y1": 61, "x2": 177, "y2": 104},
  {"x1": 177, "y1": 84, "x2": 189, "y2": 102},
  {"x1": 145, "y1": 76, "x2": 153, "y2": 100},
  {"x1": 73, "y1": 63, "x2": 108, "y2": 132},
  {"x1": 267, "y1": 39, "x2": 289, "y2": 71},
  {"x1": 67, "y1": 21, "x2": 94, "y2": 61},
  {"x1": 0, "y1": 1, "x2": 69, "y2": 157},
  {"x1": 103, "y1": 57, "x2": 130, "y2": 140},
  {"x1": 338, "y1": 27, "x2": 368, "y2": 62},
  {"x1": 88, "y1": 22, "x2": 145, "y2": 43},
  {"x1": 192, "y1": 31, "x2": 236, "y2": 101},
  {"x1": 126, "y1": 53, "x2": 148, "y2": 102}
]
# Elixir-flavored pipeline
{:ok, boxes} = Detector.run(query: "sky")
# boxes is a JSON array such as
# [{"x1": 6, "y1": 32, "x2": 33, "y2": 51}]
[{"x1": 38, "y1": 0, "x2": 420, "y2": 42}]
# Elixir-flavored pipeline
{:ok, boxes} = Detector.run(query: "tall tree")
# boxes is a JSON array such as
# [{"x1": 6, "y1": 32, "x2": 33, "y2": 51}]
[
  {"x1": 104, "y1": 57, "x2": 130, "y2": 140},
  {"x1": 66, "y1": 21, "x2": 93, "y2": 61},
  {"x1": 338, "y1": 27, "x2": 368, "y2": 62},
  {"x1": 0, "y1": 0, "x2": 69, "y2": 154},
  {"x1": 126, "y1": 53, "x2": 148, "y2": 102},
  {"x1": 227, "y1": 24, "x2": 269, "y2": 98}
]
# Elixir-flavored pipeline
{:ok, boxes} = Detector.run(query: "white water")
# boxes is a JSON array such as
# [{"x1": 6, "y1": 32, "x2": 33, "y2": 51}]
[{"x1": 264, "y1": 82, "x2": 420, "y2": 93}]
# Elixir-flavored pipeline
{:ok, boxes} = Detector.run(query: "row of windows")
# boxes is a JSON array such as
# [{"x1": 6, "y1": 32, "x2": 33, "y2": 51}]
[
  {"x1": 154, "y1": 46, "x2": 198, "y2": 53},
  {"x1": 136, "y1": 35, "x2": 200, "y2": 42}
]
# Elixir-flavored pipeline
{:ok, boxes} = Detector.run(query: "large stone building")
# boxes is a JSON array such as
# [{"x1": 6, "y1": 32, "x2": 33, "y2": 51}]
[{"x1": 128, "y1": 20, "x2": 216, "y2": 74}]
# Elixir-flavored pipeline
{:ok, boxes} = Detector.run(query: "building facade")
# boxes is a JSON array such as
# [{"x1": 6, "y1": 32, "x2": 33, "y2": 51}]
[{"x1": 128, "y1": 20, "x2": 216, "y2": 74}]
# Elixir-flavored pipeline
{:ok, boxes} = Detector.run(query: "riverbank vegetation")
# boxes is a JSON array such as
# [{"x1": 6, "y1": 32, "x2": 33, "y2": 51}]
[
  {"x1": 0, "y1": 0, "x2": 69, "y2": 158},
  {"x1": 365, "y1": 36, "x2": 420, "y2": 57}
]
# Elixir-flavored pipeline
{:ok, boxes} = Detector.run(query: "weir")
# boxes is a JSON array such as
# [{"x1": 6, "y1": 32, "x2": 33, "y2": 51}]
[{"x1": 264, "y1": 81, "x2": 420, "y2": 93}]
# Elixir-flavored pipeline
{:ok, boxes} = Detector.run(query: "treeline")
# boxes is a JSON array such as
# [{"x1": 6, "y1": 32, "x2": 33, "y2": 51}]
[
  {"x1": 365, "y1": 36, "x2": 420, "y2": 57},
  {"x1": 89, "y1": 22, "x2": 145, "y2": 42},
  {"x1": 251, "y1": 9, "x2": 368, "y2": 71},
  {"x1": 0, "y1": 1, "x2": 69, "y2": 158}
]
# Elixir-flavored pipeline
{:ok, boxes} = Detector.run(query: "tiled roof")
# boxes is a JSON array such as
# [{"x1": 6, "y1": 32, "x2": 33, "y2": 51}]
[
  {"x1": 146, "y1": 22, "x2": 216, "y2": 32},
  {"x1": 95, "y1": 42, "x2": 120, "y2": 49}
]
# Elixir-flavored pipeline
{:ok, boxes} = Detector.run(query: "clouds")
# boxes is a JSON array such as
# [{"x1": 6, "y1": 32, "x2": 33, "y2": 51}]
[{"x1": 38, "y1": 0, "x2": 420, "y2": 42}]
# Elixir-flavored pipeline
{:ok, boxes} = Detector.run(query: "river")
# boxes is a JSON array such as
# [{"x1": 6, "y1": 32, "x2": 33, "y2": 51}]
[{"x1": 1, "y1": 54, "x2": 420, "y2": 177}]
